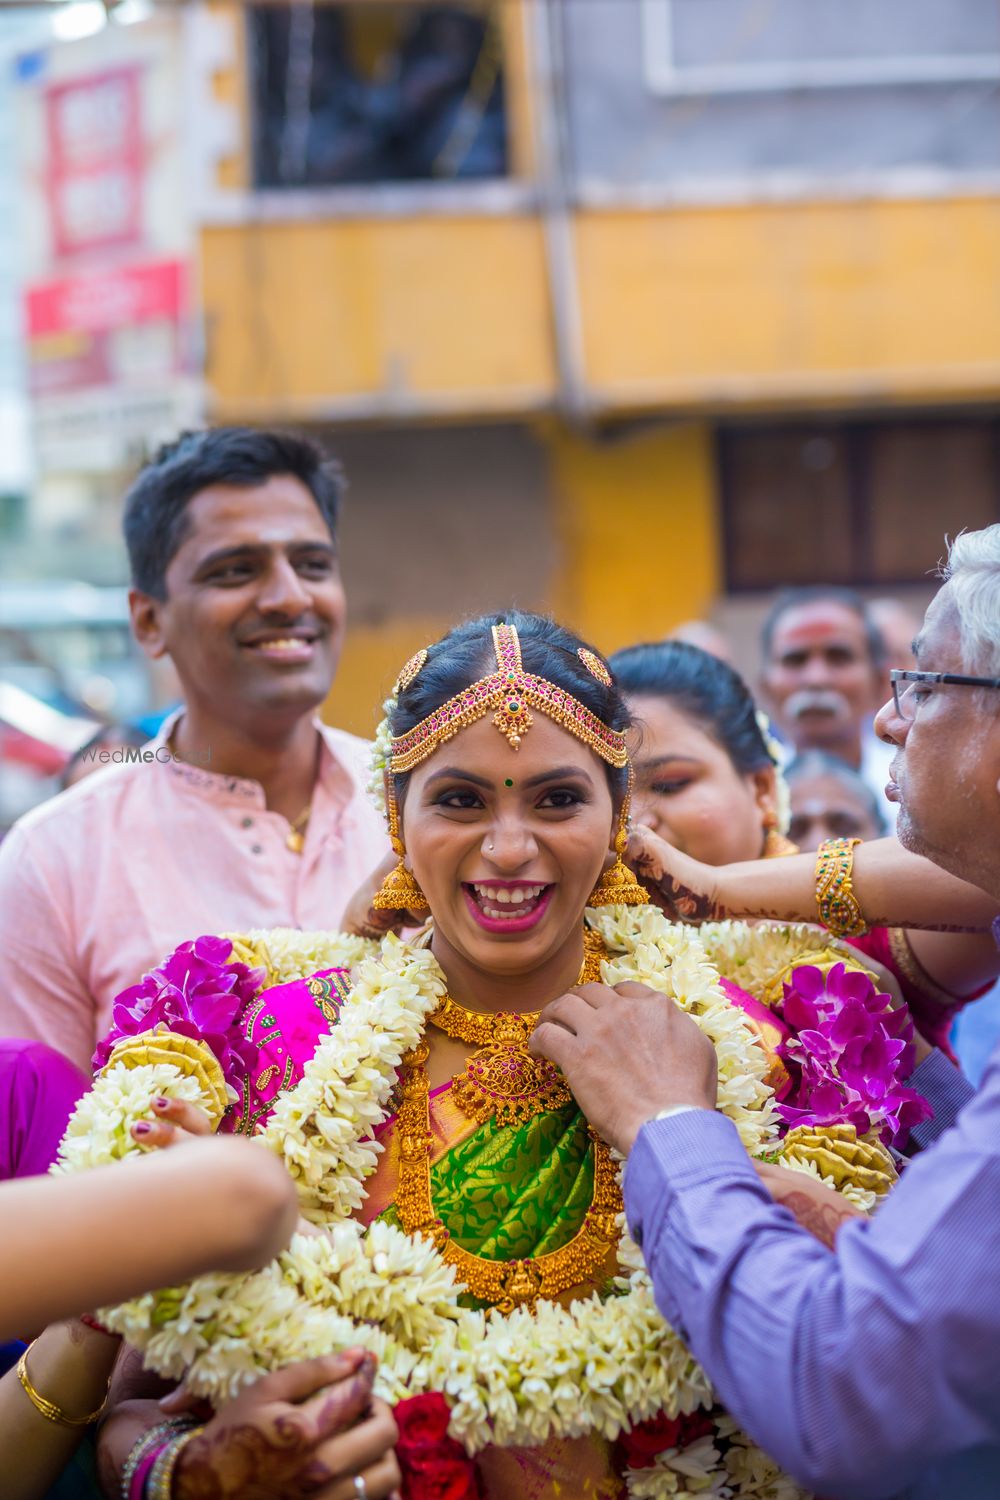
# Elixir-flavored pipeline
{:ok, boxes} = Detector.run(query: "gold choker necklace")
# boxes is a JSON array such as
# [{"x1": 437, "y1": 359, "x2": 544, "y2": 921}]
[{"x1": 428, "y1": 925, "x2": 605, "y2": 1128}]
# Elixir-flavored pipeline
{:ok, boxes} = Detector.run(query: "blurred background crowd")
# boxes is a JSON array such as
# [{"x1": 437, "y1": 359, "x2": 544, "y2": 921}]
[{"x1": 1, "y1": 0, "x2": 999, "y2": 1062}]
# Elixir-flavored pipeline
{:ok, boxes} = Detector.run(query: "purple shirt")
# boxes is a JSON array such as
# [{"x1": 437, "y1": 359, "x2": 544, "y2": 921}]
[{"x1": 624, "y1": 1044, "x2": 1000, "y2": 1499}]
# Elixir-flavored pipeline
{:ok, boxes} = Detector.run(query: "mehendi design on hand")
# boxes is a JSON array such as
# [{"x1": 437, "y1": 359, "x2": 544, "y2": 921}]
[
  {"x1": 777, "y1": 1190, "x2": 859, "y2": 1250},
  {"x1": 173, "y1": 1365, "x2": 375, "y2": 1500},
  {"x1": 631, "y1": 857, "x2": 728, "y2": 923}
]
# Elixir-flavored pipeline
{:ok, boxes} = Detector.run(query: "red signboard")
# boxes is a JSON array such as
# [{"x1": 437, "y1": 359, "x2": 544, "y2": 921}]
[
  {"x1": 44, "y1": 66, "x2": 144, "y2": 258},
  {"x1": 26, "y1": 259, "x2": 185, "y2": 338},
  {"x1": 25, "y1": 258, "x2": 189, "y2": 398}
]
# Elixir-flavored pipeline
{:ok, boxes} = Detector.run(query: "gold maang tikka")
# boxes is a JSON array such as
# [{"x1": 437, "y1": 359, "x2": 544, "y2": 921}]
[
  {"x1": 372, "y1": 623, "x2": 647, "y2": 908},
  {"x1": 386, "y1": 624, "x2": 631, "y2": 771}
]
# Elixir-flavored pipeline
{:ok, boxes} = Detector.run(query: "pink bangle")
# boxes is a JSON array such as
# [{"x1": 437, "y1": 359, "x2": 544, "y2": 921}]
[
  {"x1": 120, "y1": 1420, "x2": 191, "y2": 1500},
  {"x1": 131, "y1": 1445, "x2": 165, "y2": 1500}
]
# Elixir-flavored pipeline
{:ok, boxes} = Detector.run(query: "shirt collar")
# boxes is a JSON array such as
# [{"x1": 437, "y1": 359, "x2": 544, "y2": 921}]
[{"x1": 148, "y1": 710, "x2": 359, "y2": 810}]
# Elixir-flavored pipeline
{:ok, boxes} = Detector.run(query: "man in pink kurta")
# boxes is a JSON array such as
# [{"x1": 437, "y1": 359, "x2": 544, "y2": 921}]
[
  {"x1": 0, "y1": 715, "x2": 387, "y2": 1073},
  {"x1": 0, "y1": 428, "x2": 389, "y2": 1073}
]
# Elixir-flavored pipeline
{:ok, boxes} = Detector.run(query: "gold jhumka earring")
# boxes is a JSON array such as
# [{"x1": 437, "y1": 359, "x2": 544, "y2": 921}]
[
  {"x1": 763, "y1": 813, "x2": 798, "y2": 859},
  {"x1": 371, "y1": 648, "x2": 431, "y2": 913},
  {"x1": 371, "y1": 773, "x2": 428, "y2": 911},
  {"x1": 587, "y1": 767, "x2": 649, "y2": 907}
]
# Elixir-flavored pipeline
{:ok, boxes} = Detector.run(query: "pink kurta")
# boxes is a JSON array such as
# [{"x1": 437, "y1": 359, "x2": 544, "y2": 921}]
[{"x1": 0, "y1": 717, "x2": 389, "y2": 1074}]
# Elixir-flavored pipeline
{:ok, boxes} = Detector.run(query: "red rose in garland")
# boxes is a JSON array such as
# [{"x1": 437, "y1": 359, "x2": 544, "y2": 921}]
[
  {"x1": 395, "y1": 1392, "x2": 483, "y2": 1500},
  {"x1": 619, "y1": 1409, "x2": 717, "y2": 1470}
]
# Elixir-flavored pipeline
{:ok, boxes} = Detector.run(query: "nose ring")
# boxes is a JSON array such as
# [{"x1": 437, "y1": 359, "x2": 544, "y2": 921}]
[{"x1": 486, "y1": 838, "x2": 495, "y2": 853}]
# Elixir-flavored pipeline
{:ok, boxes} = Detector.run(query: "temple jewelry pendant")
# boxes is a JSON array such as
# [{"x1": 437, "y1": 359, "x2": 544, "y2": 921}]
[{"x1": 450, "y1": 1012, "x2": 572, "y2": 1127}]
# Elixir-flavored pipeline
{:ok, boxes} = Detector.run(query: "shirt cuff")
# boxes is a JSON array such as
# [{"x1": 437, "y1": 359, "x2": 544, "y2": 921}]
[
  {"x1": 623, "y1": 1108, "x2": 756, "y2": 1246},
  {"x1": 907, "y1": 1048, "x2": 975, "y2": 1148}
]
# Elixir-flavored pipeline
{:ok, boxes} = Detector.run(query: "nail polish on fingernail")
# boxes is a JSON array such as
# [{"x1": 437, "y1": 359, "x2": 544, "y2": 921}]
[
  {"x1": 133, "y1": 1121, "x2": 152, "y2": 1135},
  {"x1": 153, "y1": 1097, "x2": 169, "y2": 1110}
]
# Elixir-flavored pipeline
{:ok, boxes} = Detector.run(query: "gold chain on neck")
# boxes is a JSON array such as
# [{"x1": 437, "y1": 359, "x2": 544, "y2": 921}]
[
  {"x1": 285, "y1": 802, "x2": 312, "y2": 855},
  {"x1": 429, "y1": 924, "x2": 606, "y2": 1126},
  {"x1": 394, "y1": 924, "x2": 622, "y2": 1313}
]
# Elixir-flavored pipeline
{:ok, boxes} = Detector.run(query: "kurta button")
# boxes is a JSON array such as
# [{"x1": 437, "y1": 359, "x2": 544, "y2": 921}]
[
  {"x1": 251, "y1": 843, "x2": 263, "y2": 854},
  {"x1": 241, "y1": 816, "x2": 254, "y2": 828}
]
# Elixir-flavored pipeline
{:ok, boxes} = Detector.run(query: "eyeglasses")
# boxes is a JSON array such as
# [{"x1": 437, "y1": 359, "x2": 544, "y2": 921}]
[{"x1": 890, "y1": 668, "x2": 1000, "y2": 722}]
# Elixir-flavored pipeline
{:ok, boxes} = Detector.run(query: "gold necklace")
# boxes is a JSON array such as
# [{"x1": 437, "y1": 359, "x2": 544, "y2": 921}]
[
  {"x1": 285, "y1": 802, "x2": 312, "y2": 854},
  {"x1": 393, "y1": 924, "x2": 621, "y2": 1314},
  {"x1": 429, "y1": 924, "x2": 605, "y2": 1127},
  {"x1": 394, "y1": 1067, "x2": 622, "y2": 1313}
]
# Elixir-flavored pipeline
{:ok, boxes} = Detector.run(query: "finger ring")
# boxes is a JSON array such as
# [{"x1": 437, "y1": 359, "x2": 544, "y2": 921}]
[{"x1": 353, "y1": 1478, "x2": 368, "y2": 1499}]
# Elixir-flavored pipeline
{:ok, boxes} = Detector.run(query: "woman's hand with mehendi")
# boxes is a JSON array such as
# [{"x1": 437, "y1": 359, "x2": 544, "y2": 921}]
[
  {"x1": 172, "y1": 1352, "x2": 401, "y2": 1500},
  {"x1": 626, "y1": 824, "x2": 728, "y2": 923},
  {"x1": 753, "y1": 1162, "x2": 864, "y2": 1250}
]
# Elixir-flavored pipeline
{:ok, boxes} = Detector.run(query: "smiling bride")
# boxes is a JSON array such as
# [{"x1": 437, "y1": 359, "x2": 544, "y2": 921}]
[{"x1": 68, "y1": 613, "x2": 926, "y2": 1500}]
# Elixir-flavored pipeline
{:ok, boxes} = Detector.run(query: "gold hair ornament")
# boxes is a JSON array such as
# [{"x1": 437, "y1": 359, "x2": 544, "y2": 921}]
[
  {"x1": 385, "y1": 624, "x2": 629, "y2": 772},
  {"x1": 394, "y1": 648, "x2": 428, "y2": 695},
  {"x1": 577, "y1": 647, "x2": 612, "y2": 686}
]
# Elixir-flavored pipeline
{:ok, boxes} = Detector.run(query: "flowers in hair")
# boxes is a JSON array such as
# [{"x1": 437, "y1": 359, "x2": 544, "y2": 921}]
[
  {"x1": 367, "y1": 696, "x2": 396, "y2": 817},
  {"x1": 755, "y1": 709, "x2": 792, "y2": 836}
]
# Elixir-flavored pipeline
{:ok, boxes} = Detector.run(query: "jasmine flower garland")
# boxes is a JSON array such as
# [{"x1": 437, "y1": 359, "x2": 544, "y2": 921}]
[
  {"x1": 697, "y1": 921, "x2": 855, "y2": 1005},
  {"x1": 58, "y1": 907, "x2": 889, "y2": 1499}
]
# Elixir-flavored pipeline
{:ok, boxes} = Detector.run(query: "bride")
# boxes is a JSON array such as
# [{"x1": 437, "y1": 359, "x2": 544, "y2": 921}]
[{"x1": 79, "y1": 612, "x2": 919, "y2": 1500}]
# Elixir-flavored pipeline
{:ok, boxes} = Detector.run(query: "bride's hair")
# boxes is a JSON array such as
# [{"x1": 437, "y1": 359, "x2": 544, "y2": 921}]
[{"x1": 390, "y1": 610, "x2": 633, "y2": 803}]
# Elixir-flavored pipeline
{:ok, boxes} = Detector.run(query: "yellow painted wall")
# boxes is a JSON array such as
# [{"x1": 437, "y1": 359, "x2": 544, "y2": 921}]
[
  {"x1": 201, "y1": 217, "x2": 555, "y2": 418},
  {"x1": 322, "y1": 419, "x2": 719, "y2": 737},
  {"x1": 575, "y1": 196, "x2": 1000, "y2": 409},
  {"x1": 202, "y1": 195, "x2": 1000, "y2": 421},
  {"x1": 547, "y1": 420, "x2": 720, "y2": 653},
  {"x1": 324, "y1": 617, "x2": 449, "y2": 737}
]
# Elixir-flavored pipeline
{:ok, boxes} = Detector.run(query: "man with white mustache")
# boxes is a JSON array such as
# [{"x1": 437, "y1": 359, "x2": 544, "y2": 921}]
[
  {"x1": 535, "y1": 525, "x2": 1000, "y2": 1499},
  {"x1": 759, "y1": 585, "x2": 896, "y2": 823}
]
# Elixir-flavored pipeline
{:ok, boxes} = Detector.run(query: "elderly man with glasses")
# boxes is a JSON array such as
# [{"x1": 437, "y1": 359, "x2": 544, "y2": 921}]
[{"x1": 532, "y1": 525, "x2": 1000, "y2": 1499}]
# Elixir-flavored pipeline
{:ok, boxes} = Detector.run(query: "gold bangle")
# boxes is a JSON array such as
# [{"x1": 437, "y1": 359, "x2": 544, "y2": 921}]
[
  {"x1": 16, "y1": 1343, "x2": 108, "y2": 1427},
  {"x1": 815, "y1": 836, "x2": 868, "y2": 938}
]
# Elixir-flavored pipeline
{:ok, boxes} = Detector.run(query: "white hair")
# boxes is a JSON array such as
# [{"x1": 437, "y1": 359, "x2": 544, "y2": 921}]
[{"x1": 942, "y1": 525, "x2": 1000, "y2": 676}]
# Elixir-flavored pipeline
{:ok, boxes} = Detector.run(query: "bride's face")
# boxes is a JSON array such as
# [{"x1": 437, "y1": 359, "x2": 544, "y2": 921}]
[{"x1": 401, "y1": 714, "x2": 615, "y2": 975}]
